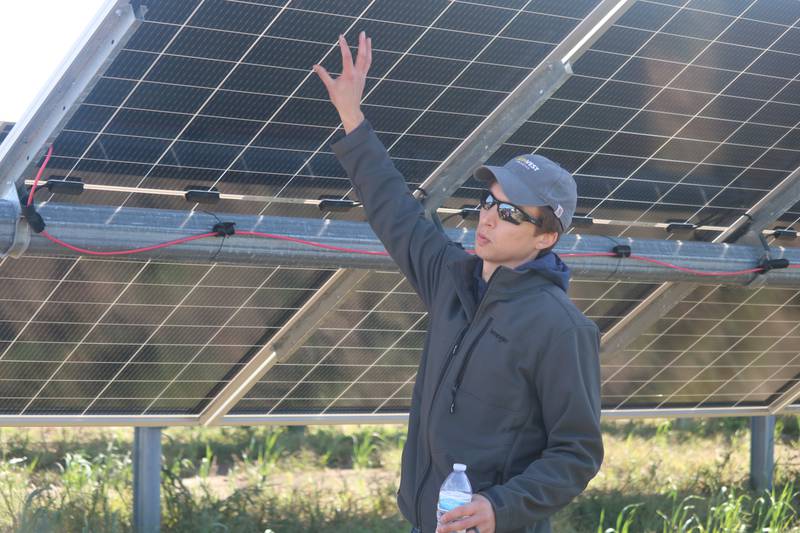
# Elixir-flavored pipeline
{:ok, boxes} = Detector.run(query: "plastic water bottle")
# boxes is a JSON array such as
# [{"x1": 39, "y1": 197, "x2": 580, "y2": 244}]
[{"x1": 437, "y1": 463, "x2": 472, "y2": 532}]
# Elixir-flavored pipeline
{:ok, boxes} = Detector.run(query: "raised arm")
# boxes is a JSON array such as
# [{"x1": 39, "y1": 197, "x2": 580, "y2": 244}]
[{"x1": 314, "y1": 33, "x2": 468, "y2": 307}]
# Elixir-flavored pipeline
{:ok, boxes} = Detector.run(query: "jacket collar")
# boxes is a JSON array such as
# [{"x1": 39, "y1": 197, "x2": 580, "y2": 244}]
[{"x1": 448, "y1": 254, "x2": 557, "y2": 322}]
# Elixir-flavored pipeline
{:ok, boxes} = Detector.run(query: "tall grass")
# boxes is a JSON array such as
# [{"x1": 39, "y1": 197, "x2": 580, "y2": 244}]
[{"x1": 0, "y1": 419, "x2": 799, "y2": 532}]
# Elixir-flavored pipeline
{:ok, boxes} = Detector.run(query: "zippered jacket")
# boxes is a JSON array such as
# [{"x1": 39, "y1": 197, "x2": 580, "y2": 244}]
[{"x1": 332, "y1": 121, "x2": 603, "y2": 533}]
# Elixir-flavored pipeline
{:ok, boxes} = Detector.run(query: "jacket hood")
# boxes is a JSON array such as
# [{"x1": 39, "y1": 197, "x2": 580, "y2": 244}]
[
  {"x1": 515, "y1": 251, "x2": 570, "y2": 292},
  {"x1": 473, "y1": 251, "x2": 570, "y2": 303}
]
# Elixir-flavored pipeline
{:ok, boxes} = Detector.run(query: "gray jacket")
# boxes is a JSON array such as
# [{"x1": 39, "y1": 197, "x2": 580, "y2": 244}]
[{"x1": 332, "y1": 121, "x2": 603, "y2": 533}]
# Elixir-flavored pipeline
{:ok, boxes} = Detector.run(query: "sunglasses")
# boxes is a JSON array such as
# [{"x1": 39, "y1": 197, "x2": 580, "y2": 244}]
[{"x1": 478, "y1": 191, "x2": 542, "y2": 226}]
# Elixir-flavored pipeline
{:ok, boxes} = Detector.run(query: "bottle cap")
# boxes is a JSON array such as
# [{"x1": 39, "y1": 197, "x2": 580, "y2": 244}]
[{"x1": 453, "y1": 463, "x2": 466, "y2": 472}]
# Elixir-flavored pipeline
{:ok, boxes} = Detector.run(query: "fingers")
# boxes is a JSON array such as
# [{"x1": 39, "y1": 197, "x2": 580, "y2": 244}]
[
  {"x1": 312, "y1": 64, "x2": 334, "y2": 91},
  {"x1": 338, "y1": 34, "x2": 354, "y2": 73},
  {"x1": 354, "y1": 31, "x2": 371, "y2": 74},
  {"x1": 436, "y1": 514, "x2": 482, "y2": 533},
  {"x1": 440, "y1": 502, "x2": 479, "y2": 524}
]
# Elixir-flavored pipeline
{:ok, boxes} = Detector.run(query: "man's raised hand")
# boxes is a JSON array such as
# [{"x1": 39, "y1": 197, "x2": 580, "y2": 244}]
[{"x1": 313, "y1": 31, "x2": 372, "y2": 134}]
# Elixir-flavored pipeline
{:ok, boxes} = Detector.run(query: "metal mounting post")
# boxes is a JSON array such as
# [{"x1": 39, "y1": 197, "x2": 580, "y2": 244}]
[
  {"x1": 133, "y1": 426, "x2": 163, "y2": 533},
  {"x1": 750, "y1": 416, "x2": 775, "y2": 493}
]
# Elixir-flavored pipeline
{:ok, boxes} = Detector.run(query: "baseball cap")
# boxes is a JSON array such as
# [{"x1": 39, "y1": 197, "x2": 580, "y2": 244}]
[{"x1": 474, "y1": 154, "x2": 577, "y2": 231}]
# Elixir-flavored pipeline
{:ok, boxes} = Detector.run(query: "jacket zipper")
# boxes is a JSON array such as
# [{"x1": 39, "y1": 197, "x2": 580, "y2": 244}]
[
  {"x1": 413, "y1": 267, "x2": 501, "y2": 527},
  {"x1": 449, "y1": 318, "x2": 493, "y2": 414},
  {"x1": 414, "y1": 326, "x2": 468, "y2": 528}
]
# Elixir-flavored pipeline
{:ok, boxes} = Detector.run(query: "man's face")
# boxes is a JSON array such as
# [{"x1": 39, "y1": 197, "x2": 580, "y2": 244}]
[{"x1": 475, "y1": 181, "x2": 556, "y2": 269}]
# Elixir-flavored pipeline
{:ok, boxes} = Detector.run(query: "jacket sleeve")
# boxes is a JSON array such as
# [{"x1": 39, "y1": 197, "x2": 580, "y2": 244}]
[
  {"x1": 331, "y1": 120, "x2": 467, "y2": 308},
  {"x1": 481, "y1": 324, "x2": 604, "y2": 531}
]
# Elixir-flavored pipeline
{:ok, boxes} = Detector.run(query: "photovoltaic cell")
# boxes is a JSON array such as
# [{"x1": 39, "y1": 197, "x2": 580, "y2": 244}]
[{"x1": 0, "y1": 253, "x2": 332, "y2": 415}]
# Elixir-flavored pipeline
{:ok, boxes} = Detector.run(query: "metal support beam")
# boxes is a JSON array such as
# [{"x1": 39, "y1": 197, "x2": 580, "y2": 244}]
[
  {"x1": 750, "y1": 416, "x2": 775, "y2": 492},
  {"x1": 12, "y1": 203, "x2": 800, "y2": 286},
  {"x1": 199, "y1": 269, "x2": 369, "y2": 426},
  {"x1": 601, "y1": 164, "x2": 800, "y2": 358},
  {"x1": 133, "y1": 426, "x2": 162, "y2": 533},
  {"x1": 0, "y1": 0, "x2": 140, "y2": 194},
  {"x1": 602, "y1": 406, "x2": 770, "y2": 419},
  {"x1": 0, "y1": 415, "x2": 195, "y2": 427},
  {"x1": 416, "y1": 0, "x2": 635, "y2": 209},
  {"x1": 0, "y1": 406, "x2": 777, "y2": 428},
  {"x1": 221, "y1": 405, "x2": 773, "y2": 426},
  {"x1": 768, "y1": 377, "x2": 800, "y2": 414},
  {"x1": 223, "y1": 413, "x2": 410, "y2": 426}
]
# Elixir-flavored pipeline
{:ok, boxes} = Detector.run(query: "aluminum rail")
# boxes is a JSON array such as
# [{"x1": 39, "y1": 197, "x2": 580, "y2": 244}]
[
  {"x1": 0, "y1": 405, "x2": 784, "y2": 427},
  {"x1": 5, "y1": 203, "x2": 800, "y2": 286},
  {"x1": 0, "y1": 415, "x2": 196, "y2": 427}
]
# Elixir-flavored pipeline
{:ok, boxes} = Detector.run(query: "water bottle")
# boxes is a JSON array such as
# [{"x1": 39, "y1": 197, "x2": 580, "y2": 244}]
[{"x1": 437, "y1": 463, "x2": 472, "y2": 532}]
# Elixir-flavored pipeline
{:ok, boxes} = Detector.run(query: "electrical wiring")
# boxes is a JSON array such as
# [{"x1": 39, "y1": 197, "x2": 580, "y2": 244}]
[
  {"x1": 40, "y1": 231, "x2": 220, "y2": 256},
  {"x1": 236, "y1": 231, "x2": 389, "y2": 256},
  {"x1": 27, "y1": 145, "x2": 53, "y2": 207},
  {"x1": 20, "y1": 146, "x2": 797, "y2": 277}
]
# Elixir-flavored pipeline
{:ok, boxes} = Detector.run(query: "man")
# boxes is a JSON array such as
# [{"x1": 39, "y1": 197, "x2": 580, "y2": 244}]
[{"x1": 314, "y1": 32, "x2": 603, "y2": 533}]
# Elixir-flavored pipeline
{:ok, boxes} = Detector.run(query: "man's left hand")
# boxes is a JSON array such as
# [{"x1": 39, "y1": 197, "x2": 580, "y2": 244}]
[{"x1": 436, "y1": 493, "x2": 496, "y2": 533}]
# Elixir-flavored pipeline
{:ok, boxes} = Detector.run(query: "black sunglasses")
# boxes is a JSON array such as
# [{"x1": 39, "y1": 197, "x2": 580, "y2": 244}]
[{"x1": 478, "y1": 191, "x2": 542, "y2": 227}]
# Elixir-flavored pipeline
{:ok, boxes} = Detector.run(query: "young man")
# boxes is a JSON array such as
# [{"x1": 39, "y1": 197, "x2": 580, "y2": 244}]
[{"x1": 314, "y1": 33, "x2": 603, "y2": 533}]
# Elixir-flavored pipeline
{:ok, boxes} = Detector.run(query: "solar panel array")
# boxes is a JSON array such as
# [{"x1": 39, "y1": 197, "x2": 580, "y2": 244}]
[{"x1": 2, "y1": 0, "x2": 800, "y2": 420}]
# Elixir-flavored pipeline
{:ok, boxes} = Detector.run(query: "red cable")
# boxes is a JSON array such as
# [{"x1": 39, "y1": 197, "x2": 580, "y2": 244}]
[
  {"x1": 40, "y1": 230, "x2": 219, "y2": 256},
  {"x1": 238, "y1": 230, "x2": 389, "y2": 256},
  {"x1": 629, "y1": 254, "x2": 765, "y2": 277},
  {"x1": 561, "y1": 252, "x2": 768, "y2": 276},
  {"x1": 27, "y1": 145, "x2": 53, "y2": 207}
]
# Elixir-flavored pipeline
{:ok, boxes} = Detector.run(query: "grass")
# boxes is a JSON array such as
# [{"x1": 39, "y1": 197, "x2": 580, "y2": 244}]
[{"x1": 1, "y1": 418, "x2": 800, "y2": 531}]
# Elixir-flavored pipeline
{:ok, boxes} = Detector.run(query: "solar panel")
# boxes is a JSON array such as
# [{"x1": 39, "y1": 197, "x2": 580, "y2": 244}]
[
  {"x1": 41, "y1": 0, "x2": 603, "y2": 221},
  {"x1": 0, "y1": 253, "x2": 332, "y2": 415},
  {"x1": 3, "y1": 0, "x2": 800, "y2": 423},
  {"x1": 444, "y1": 0, "x2": 800, "y2": 242},
  {"x1": 602, "y1": 284, "x2": 800, "y2": 410}
]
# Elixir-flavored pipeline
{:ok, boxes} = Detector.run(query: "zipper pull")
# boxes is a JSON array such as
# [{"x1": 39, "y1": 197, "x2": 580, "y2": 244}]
[{"x1": 449, "y1": 386, "x2": 458, "y2": 414}]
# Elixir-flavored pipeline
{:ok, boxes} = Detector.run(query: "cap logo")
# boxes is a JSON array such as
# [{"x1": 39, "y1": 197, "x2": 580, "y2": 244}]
[
  {"x1": 514, "y1": 156, "x2": 539, "y2": 172},
  {"x1": 554, "y1": 205, "x2": 564, "y2": 218}
]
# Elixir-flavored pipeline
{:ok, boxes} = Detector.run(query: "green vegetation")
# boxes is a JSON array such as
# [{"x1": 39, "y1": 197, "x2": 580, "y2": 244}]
[{"x1": 0, "y1": 418, "x2": 799, "y2": 531}]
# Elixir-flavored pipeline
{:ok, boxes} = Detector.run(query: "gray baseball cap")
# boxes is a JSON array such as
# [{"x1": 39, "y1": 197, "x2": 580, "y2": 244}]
[{"x1": 474, "y1": 154, "x2": 577, "y2": 231}]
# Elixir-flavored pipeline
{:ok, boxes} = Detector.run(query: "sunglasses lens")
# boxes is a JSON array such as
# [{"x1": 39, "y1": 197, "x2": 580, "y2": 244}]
[
  {"x1": 479, "y1": 191, "x2": 535, "y2": 225},
  {"x1": 497, "y1": 203, "x2": 522, "y2": 224}
]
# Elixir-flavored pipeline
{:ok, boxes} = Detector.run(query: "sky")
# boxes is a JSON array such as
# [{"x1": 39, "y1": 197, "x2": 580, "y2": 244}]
[{"x1": 0, "y1": 0, "x2": 108, "y2": 122}]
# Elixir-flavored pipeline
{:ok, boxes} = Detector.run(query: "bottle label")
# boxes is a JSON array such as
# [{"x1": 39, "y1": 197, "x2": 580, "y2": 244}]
[{"x1": 437, "y1": 490, "x2": 472, "y2": 512}]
